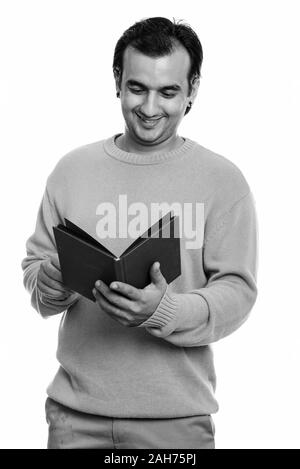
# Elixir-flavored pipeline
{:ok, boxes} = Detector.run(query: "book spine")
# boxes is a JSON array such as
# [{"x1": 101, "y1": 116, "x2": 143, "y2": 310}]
[{"x1": 114, "y1": 258, "x2": 126, "y2": 283}]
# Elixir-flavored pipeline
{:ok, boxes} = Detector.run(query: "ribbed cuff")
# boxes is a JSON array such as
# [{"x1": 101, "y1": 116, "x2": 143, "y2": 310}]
[{"x1": 138, "y1": 285, "x2": 178, "y2": 329}]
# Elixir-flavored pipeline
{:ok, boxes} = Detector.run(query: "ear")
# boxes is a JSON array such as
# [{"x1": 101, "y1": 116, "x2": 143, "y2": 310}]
[
  {"x1": 184, "y1": 76, "x2": 200, "y2": 115},
  {"x1": 113, "y1": 68, "x2": 121, "y2": 97},
  {"x1": 189, "y1": 75, "x2": 200, "y2": 102}
]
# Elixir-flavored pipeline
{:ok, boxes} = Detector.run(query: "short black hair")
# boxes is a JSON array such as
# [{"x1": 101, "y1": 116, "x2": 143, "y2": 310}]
[{"x1": 113, "y1": 17, "x2": 203, "y2": 100}]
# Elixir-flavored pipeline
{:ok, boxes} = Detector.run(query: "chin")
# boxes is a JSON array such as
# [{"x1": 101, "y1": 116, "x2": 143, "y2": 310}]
[{"x1": 133, "y1": 127, "x2": 164, "y2": 143}]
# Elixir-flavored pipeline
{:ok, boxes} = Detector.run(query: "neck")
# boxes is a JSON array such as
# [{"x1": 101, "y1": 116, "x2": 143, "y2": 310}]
[{"x1": 116, "y1": 131, "x2": 184, "y2": 155}]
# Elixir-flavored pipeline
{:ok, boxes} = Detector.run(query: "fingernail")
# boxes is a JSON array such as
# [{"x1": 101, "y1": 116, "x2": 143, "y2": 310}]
[
  {"x1": 92, "y1": 288, "x2": 97, "y2": 295},
  {"x1": 96, "y1": 281, "x2": 101, "y2": 287},
  {"x1": 111, "y1": 283, "x2": 118, "y2": 289}
]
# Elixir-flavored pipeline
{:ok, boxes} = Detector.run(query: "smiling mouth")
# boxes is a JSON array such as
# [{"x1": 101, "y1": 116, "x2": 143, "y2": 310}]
[{"x1": 136, "y1": 113, "x2": 163, "y2": 125}]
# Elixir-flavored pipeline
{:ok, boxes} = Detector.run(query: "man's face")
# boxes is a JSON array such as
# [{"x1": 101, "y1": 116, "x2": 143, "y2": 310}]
[{"x1": 116, "y1": 45, "x2": 198, "y2": 148}]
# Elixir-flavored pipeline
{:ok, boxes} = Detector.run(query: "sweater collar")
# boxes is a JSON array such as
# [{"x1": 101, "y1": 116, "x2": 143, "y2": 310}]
[{"x1": 103, "y1": 133, "x2": 196, "y2": 165}]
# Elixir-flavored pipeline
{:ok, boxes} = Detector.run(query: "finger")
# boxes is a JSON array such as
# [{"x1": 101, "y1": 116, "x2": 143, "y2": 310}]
[
  {"x1": 41, "y1": 260, "x2": 64, "y2": 283},
  {"x1": 93, "y1": 289, "x2": 129, "y2": 322},
  {"x1": 39, "y1": 266, "x2": 71, "y2": 293},
  {"x1": 37, "y1": 279, "x2": 70, "y2": 299},
  {"x1": 108, "y1": 281, "x2": 141, "y2": 300},
  {"x1": 50, "y1": 254, "x2": 61, "y2": 271},
  {"x1": 149, "y1": 261, "x2": 165, "y2": 285},
  {"x1": 42, "y1": 291, "x2": 71, "y2": 301},
  {"x1": 40, "y1": 292, "x2": 78, "y2": 306},
  {"x1": 94, "y1": 280, "x2": 134, "y2": 310}
]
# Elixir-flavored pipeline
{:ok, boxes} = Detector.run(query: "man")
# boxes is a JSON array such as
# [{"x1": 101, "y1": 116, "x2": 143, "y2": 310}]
[{"x1": 21, "y1": 17, "x2": 258, "y2": 449}]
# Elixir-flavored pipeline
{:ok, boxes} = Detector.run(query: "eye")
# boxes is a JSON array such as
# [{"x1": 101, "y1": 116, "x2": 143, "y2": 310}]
[
  {"x1": 129, "y1": 87, "x2": 144, "y2": 94},
  {"x1": 162, "y1": 92, "x2": 176, "y2": 99}
]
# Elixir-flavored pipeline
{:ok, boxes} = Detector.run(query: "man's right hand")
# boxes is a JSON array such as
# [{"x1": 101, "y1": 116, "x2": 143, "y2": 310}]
[{"x1": 37, "y1": 254, "x2": 77, "y2": 301}]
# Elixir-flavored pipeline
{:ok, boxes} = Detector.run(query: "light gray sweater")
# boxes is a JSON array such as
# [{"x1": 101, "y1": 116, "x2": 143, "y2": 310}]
[{"x1": 21, "y1": 134, "x2": 258, "y2": 418}]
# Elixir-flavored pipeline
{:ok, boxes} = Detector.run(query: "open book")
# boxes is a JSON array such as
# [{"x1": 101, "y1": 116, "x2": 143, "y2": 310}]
[{"x1": 53, "y1": 212, "x2": 181, "y2": 301}]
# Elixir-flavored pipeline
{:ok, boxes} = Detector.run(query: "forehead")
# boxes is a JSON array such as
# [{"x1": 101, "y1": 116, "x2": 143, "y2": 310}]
[{"x1": 122, "y1": 45, "x2": 191, "y2": 88}]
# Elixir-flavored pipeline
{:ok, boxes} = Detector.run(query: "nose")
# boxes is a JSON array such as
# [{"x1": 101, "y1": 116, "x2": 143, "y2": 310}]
[{"x1": 139, "y1": 92, "x2": 161, "y2": 118}]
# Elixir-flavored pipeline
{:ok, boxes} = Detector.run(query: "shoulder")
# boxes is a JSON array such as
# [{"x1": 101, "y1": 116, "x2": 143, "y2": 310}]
[
  {"x1": 46, "y1": 139, "x2": 106, "y2": 188},
  {"x1": 190, "y1": 141, "x2": 251, "y2": 206},
  {"x1": 52, "y1": 139, "x2": 105, "y2": 173}
]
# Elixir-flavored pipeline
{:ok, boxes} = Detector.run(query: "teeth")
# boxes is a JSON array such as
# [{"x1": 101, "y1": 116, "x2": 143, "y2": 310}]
[
  {"x1": 142, "y1": 118, "x2": 159, "y2": 123},
  {"x1": 137, "y1": 114, "x2": 160, "y2": 123}
]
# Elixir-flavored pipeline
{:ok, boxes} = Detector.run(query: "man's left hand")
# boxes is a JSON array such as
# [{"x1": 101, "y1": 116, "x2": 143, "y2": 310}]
[{"x1": 92, "y1": 262, "x2": 167, "y2": 327}]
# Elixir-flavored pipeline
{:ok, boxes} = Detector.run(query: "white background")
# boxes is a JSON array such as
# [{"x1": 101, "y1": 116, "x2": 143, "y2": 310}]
[{"x1": 1, "y1": 0, "x2": 299, "y2": 449}]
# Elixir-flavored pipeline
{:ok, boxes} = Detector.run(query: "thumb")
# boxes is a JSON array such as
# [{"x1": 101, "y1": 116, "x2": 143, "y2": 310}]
[
  {"x1": 50, "y1": 253, "x2": 61, "y2": 271},
  {"x1": 150, "y1": 262, "x2": 164, "y2": 285}
]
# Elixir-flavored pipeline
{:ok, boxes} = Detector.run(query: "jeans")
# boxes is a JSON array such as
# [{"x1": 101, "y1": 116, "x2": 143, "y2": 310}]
[{"x1": 45, "y1": 397, "x2": 215, "y2": 449}]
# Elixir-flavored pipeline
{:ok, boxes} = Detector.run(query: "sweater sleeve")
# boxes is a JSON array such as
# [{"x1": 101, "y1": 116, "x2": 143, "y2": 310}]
[
  {"x1": 139, "y1": 191, "x2": 258, "y2": 347},
  {"x1": 21, "y1": 187, "x2": 79, "y2": 318}
]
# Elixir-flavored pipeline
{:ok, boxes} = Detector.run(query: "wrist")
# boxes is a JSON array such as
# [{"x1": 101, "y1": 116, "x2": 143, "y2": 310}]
[{"x1": 137, "y1": 285, "x2": 178, "y2": 329}]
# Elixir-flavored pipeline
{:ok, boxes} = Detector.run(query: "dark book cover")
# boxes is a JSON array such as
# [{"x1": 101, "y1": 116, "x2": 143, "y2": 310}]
[{"x1": 53, "y1": 212, "x2": 181, "y2": 302}]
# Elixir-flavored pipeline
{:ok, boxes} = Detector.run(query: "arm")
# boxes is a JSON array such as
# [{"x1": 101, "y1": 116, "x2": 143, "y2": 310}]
[
  {"x1": 140, "y1": 191, "x2": 258, "y2": 346},
  {"x1": 21, "y1": 187, "x2": 79, "y2": 318}
]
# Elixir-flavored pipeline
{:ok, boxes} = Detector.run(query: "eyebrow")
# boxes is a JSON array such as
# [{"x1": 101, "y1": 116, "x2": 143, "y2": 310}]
[{"x1": 126, "y1": 79, "x2": 182, "y2": 92}]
